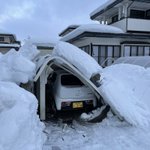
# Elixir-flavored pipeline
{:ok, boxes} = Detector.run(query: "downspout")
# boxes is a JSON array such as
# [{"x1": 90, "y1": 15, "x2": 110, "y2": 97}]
[{"x1": 90, "y1": 43, "x2": 93, "y2": 56}]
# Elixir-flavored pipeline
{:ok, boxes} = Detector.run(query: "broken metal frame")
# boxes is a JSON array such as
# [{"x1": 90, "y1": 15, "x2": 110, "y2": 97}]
[{"x1": 34, "y1": 56, "x2": 102, "y2": 120}]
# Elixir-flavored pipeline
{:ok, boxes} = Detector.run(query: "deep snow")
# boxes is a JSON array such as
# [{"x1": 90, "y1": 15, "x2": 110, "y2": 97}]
[
  {"x1": 43, "y1": 112, "x2": 150, "y2": 150},
  {"x1": 0, "y1": 40, "x2": 46, "y2": 150}
]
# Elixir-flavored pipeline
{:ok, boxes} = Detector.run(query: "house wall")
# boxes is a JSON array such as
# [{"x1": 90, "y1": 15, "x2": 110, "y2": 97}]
[
  {"x1": 71, "y1": 37, "x2": 150, "y2": 67},
  {"x1": 38, "y1": 48, "x2": 53, "y2": 56},
  {"x1": 111, "y1": 19, "x2": 127, "y2": 32},
  {"x1": 127, "y1": 18, "x2": 150, "y2": 32},
  {"x1": 0, "y1": 47, "x2": 11, "y2": 54}
]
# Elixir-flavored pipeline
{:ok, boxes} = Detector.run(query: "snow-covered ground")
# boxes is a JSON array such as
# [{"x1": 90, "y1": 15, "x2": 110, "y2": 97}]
[{"x1": 43, "y1": 112, "x2": 150, "y2": 150}]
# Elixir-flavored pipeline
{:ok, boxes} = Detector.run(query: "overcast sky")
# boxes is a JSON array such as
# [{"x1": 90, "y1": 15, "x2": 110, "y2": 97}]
[{"x1": 0, "y1": 0, "x2": 108, "y2": 42}]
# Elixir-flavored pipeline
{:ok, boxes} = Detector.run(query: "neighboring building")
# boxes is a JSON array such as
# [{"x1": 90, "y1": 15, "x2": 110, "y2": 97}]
[
  {"x1": 0, "y1": 30, "x2": 20, "y2": 53},
  {"x1": 60, "y1": 0, "x2": 150, "y2": 67},
  {"x1": 33, "y1": 42, "x2": 55, "y2": 56},
  {"x1": 59, "y1": 25, "x2": 79, "y2": 37}
]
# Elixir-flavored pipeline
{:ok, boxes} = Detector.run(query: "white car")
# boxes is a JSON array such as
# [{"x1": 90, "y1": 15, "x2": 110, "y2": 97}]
[{"x1": 51, "y1": 70, "x2": 97, "y2": 111}]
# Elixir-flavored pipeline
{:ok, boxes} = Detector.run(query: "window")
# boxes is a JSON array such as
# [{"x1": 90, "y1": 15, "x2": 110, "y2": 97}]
[
  {"x1": 99, "y1": 46, "x2": 106, "y2": 66},
  {"x1": 124, "y1": 45, "x2": 150, "y2": 57},
  {"x1": 130, "y1": 9, "x2": 145, "y2": 19},
  {"x1": 107, "y1": 46, "x2": 113, "y2": 66},
  {"x1": 112, "y1": 15, "x2": 118, "y2": 23},
  {"x1": 146, "y1": 9, "x2": 150, "y2": 19},
  {"x1": 0, "y1": 37, "x2": 4, "y2": 42},
  {"x1": 92, "y1": 46, "x2": 99, "y2": 62},
  {"x1": 80, "y1": 46, "x2": 90, "y2": 54},
  {"x1": 131, "y1": 46, "x2": 137, "y2": 56},
  {"x1": 138, "y1": 47, "x2": 144, "y2": 56},
  {"x1": 92, "y1": 45, "x2": 121, "y2": 67},
  {"x1": 114, "y1": 46, "x2": 120, "y2": 58},
  {"x1": 144, "y1": 47, "x2": 150, "y2": 56},
  {"x1": 61, "y1": 75, "x2": 83, "y2": 86},
  {"x1": 124, "y1": 46, "x2": 131, "y2": 56}
]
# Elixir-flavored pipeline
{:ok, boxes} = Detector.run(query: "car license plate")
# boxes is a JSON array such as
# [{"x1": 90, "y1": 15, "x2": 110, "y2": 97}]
[{"x1": 73, "y1": 102, "x2": 83, "y2": 108}]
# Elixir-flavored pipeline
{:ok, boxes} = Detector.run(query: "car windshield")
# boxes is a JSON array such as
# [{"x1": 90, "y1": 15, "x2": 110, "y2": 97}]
[{"x1": 61, "y1": 74, "x2": 83, "y2": 86}]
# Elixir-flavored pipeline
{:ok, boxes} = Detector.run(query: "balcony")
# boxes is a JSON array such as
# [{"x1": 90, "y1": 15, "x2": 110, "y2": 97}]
[{"x1": 111, "y1": 18, "x2": 150, "y2": 33}]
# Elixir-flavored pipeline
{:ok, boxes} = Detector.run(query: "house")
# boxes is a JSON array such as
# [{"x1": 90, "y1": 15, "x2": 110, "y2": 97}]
[
  {"x1": 59, "y1": 0, "x2": 150, "y2": 67},
  {"x1": 33, "y1": 42, "x2": 55, "y2": 56},
  {"x1": 0, "y1": 30, "x2": 20, "y2": 53}
]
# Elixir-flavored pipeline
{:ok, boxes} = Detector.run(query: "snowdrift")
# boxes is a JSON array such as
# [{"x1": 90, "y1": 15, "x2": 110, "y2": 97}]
[
  {"x1": 100, "y1": 64, "x2": 150, "y2": 126},
  {"x1": 0, "y1": 40, "x2": 46, "y2": 150},
  {"x1": 0, "y1": 82, "x2": 45, "y2": 150},
  {"x1": 53, "y1": 42, "x2": 150, "y2": 127}
]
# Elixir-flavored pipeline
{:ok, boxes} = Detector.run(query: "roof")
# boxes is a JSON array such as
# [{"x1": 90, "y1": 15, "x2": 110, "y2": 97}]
[
  {"x1": 60, "y1": 24, "x2": 150, "y2": 43},
  {"x1": 0, "y1": 43, "x2": 20, "y2": 48},
  {"x1": 33, "y1": 42, "x2": 55, "y2": 48},
  {"x1": 59, "y1": 25, "x2": 79, "y2": 37},
  {"x1": 113, "y1": 56, "x2": 150, "y2": 68},
  {"x1": 0, "y1": 29, "x2": 17, "y2": 41},
  {"x1": 90, "y1": 0, "x2": 150, "y2": 20},
  {"x1": 61, "y1": 24, "x2": 124, "y2": 42}
]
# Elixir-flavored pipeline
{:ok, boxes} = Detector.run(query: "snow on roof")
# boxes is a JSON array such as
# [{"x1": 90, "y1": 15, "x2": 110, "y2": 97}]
[
  {"x1": 61, "y1": 24, "x2": 124, "y2": 42},
  {"x1": 0, "y1": 29, "x2": 16, "y2": 38},
  {"x1": 59, "y1": 24, "x2": 80, "y2": 36},
  {"x1": 0, "y1": 43, "x2": 20, "y2": 47},
  {"x1": 33, "y1": 43, "x2": 55, "y2": 48},
  {"x1": 52, "y1": 41, "x2": 102, "y2": 79},
  {"x1": 90, "y1": 0, "x2": 116, "y2": 18}
]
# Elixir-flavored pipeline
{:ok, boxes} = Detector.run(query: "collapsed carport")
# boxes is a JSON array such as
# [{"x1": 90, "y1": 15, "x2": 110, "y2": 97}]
[
  {"x1": 33, "y1": 55, "x2": 107, "y2": 121},
  {"x1": 31, "y1": 41, "x2": 150, "y2": 126}
]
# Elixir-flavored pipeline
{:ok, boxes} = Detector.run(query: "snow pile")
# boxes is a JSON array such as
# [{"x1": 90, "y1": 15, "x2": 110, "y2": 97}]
[
  {"x1": 99, "y1": 64, "x2": 150, "y2": 126},
  {"x1": 19, "y1": 39, "x2": 40, "y2": 60},
  {"x1": 0, "y1": 41, "x2": 46, "y2": 150},
  {"x1": 0, "y1": 49, "x2": 35, "y2": 84},
  {"x1": 61, "y1": 24, "x2": 124, "y2": 41},
  {"x1": 52, "y1": 41, "x2": 102, "y2": 79},
  {"x1": 0, "y1": 82, "x2": 45, "y2": 150}
]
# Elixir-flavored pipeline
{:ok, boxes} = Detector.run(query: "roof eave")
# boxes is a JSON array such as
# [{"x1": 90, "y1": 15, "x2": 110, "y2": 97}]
[{"x1": 66, "y1": 32, "x2": 150, "y2": 43}]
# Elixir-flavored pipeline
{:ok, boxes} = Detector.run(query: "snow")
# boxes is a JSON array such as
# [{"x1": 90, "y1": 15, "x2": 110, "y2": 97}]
[
  {"x1": 0, "y1": 82, "x2": 46, "y2": 150},
  {"x1": 90, "y1": 0, "x2": 116, "y2": 17},
  {"x1": 99, "y1": 64, "x2": 150, "y2": 126},
  {"x1": 114, "y1": 56, "x2": 150, "y2": 68},
  {"x1": 0, "y1": 40, "x2": 46, "y2": 150},
  {"x1": 0, "y1": 43, "x2": 20, "y2": 47},
  {"x1": 61, "y1": 24, "x2": 124, "y2": 42},
  {"x1": 52, "y1": 41, "x2": 102, "y2": 79},
  {"x1": 0, "y1": 49, "x2": 36, "y2": 83},
  {"x1": 53, "y1": 42, "x2": 150, "y2": 127},
  {"x1": 19, "y1": 39, "x2": 40, "y2": 61},
  {"x1": 80, "y1": 106, "x2": 107, "y2": 121},
  {"x1": 44, "y1": 112, "x2": 150, "y2": 150},
  {"x1": 1, "y1": 38, "x2": 150, "y2": 150}
]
